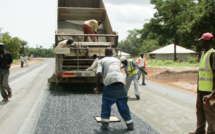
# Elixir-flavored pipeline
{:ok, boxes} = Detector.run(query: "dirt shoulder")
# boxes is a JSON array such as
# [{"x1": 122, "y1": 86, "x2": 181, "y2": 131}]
[
  {"x1": 146, "y1": 67, "x2": 198, "y2": 94},
  {"x1": 10, "y1": 58, "x2": 45, "y2": 71}
]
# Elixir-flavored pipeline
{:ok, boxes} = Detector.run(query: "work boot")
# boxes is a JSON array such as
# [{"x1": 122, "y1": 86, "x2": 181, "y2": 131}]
[
  {"x1": 8, "y1": 92, "x2": 12, "y2": 98},
  {"x1": 188, "y1": 131, "x2": 205, "y2": 134},
  {"x1": 135, "y1": 94, "x2": 140, "y2": 100},
  {"x1": 142, "y1": 82, "x2": 146, "y2": 85},
  {"x1": 101, "y1": 125, "x2": 108, "y2": 130},
  {"x1": 127, "y1": 123, "x2": 134, "y2": 131},
  {"x1": 2, "y1": 97, "x2": 8, "y2": 102},
  {"x1": 127, "y1": 126, "x2": 134, "y2": 131}
]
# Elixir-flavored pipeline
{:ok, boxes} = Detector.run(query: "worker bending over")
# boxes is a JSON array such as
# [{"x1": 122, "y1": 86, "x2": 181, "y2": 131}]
[
  {"x1": 54, "y1": 38, "x2": 74, "y2": 53},
  {"x1": 83, "y1": 19, "x2": 102, "y2": 42},
  {"x1": 120, "y1": 56, "x2": 147, "y2": 100},
  {"x1": 95, "y1": 47, "x2": 134, "y2": 130}
]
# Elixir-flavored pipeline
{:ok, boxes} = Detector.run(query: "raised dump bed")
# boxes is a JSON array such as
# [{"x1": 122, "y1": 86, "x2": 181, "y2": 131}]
[{"x1": 48, "y1": 0, "x2": 119, "y2": 84}]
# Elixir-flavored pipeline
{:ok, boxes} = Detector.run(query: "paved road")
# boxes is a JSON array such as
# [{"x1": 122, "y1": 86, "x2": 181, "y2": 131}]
[{"x1": 0, "y1": 59, "x2": 197, "y2": 134}]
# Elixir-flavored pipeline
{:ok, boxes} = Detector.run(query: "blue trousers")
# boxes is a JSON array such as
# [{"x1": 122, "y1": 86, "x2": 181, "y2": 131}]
[
  {"x1": 140, "y1": 66, "x2": 146, "y2": 84},
  {"x1": 101, "y1": 85, "x2": 133, "y2": 128}
]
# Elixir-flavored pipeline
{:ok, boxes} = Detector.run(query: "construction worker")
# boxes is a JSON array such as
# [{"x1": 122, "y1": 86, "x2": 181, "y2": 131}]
[
  {"x1": 120, "y1": 56, "x2": 147, "y2": 100},
  {"x1": 20, "y1": 54, "x2": 24, "y2": 68},
  {"x1": 136, "y1": 53, "x2": 147, "y2": 85},
  {"x1": 83, "y1": 19, "x2": 102, "y2": 42},
  {"x1": 95, "y1": 48, "x2": 134, "y2": 130},
  {"x1": 0, "y1": 43, "x2": 13, "y2": 102},
  {"x1": 86, "y1": 54, "x2": 99, "y2": 71},
  {"x1": 54, "y1": 38, "x2": 74, "y2": 53},
  {"x1": 189, "y1": 32, "x2": 215, "y2": 134}
]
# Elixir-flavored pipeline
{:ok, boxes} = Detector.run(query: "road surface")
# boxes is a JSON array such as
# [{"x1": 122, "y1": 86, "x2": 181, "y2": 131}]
[{"x1": 0, "y1": 59, "x2": 197, "y2": 134}]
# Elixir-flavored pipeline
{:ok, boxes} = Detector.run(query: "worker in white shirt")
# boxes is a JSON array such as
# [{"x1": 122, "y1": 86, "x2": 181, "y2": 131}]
[
  {"x1": 54, "y1": 38, "x2": 74, "y2": 53},
  {"x1": 83, "y1": 19, "x2": 102, "y2": 42},
  {"x1": 136, "y1": 53, "x2": 147, "y2": 85},
  {"x1": 20, "y1": 54, "x2": 24, "y2": 68},
  {"x1": 86, "y1": 54, "x2": 99, "y2": 71},
  {"x1": 95, "y1": 47, "x2": 134, "y2": 130}
]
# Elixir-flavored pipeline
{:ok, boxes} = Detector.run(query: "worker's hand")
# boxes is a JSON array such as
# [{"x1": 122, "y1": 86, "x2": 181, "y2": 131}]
[
  {"x1": 94, "y1": 87, "x2": 99, "y2": 94},
  {"x1": 144, "y1": 71, "x2": 148, "y2": 75},
  {"x1": 203, "y1": 95, "x2": 210, "y2": 105},
  {"x1": 203, "y1": 91, "x2": 215, "y2": 105}
]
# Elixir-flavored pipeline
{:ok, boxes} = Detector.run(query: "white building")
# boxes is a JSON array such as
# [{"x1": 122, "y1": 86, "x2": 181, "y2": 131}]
[
  {"x1": 118, "y1": 51, "x2": 130, "y2": 59},
  {"x1": 149, "y1": 44, "x2": 196, "y2": 61}
]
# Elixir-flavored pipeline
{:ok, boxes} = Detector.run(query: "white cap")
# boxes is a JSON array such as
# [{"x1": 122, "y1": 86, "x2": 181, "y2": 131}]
[
  {"x1": 0, "y1": 43, "x2": 4, "y2": 46},
  {"x1": 120, "y1": 56, "x2": 126, "y2": 62}
]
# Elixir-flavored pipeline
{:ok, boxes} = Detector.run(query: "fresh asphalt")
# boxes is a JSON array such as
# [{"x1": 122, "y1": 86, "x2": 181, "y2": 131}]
[{"x1": 34, "y1": 83, "x2": 159, "y2": 134}]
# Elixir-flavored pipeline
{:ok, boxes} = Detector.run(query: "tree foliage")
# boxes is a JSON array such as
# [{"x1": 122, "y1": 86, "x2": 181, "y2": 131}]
[
  {"x1": 119, "y1": 0, "x2": 215, "y2": 57},
  {"x1": 0, "y1": 29, "x2": 54, "y2": 59}
]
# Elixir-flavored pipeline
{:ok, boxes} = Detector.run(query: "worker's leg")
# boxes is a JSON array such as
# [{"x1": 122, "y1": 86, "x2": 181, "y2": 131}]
[
  {"x1": 87, "y1": 28, "x2": 95, "y2": 42},
  {"x1": 204, "y1": 96, "x2": 215, "y2": 134},
  {"x1": 2, "y1": 70, "x2": 12, "y2": 94},
  {"x1": 101, "y1": 86, "x2": 117, "y2": 127},
  {"x1": 125, "y1": 77, "x2": 132, "y2": 94},
  {"x1": 133, "y1": 76, "x2": 140, "y2": 96},
  {"x1": 83, "y1": 24, "x2": 88, "y2": 42},
  {"x1": 0, "y1": 70, "x2": 10, "y2": 100},
  {"x1": 116, "y1": 86, "x2": 134, "y2": 128},
  {"x1": 83, "y1": 23, "x2": 95, "y2": 42},
  {"x1": 195, "y1": 93, "x2": 206, "y2": 133},
  {"x1": 142, "y1": 66, "x2": 146, "y2": 84}
]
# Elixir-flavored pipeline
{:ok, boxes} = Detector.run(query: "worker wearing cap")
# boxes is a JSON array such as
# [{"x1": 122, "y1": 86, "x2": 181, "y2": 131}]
[
  {"x1": 136, "y1": 53, "x2": 147, "y2": 85},
  {"x1": 95, "y1": 48, "x2": 134, "y2": 130},
  {"x1": 120, "y1": 56, "x2": 147, "y2": 100},
  {"x1": 189, "y1": 32, "x2": 215, "y2": 134},
  {"x1": 0, "y1": 43, "x2": 13, "y2": 102},
  {"x1": 83, "y1": 19, "x2": 102, "y2": 42}
]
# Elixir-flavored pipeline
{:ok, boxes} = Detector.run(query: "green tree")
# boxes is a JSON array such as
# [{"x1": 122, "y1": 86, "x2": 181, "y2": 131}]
[
  {"x1": 118, "y1": 29, "x2": 142, "y2": 56},
  {"x1": 0, "y1": 33, "x2": 22, "y2": 59}
]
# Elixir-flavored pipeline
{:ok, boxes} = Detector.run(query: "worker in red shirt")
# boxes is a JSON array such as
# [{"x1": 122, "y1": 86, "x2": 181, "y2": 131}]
[
  {"x1": 136, "y1": 53, "x2": 147, "y2": 85},
  {"x1": 83, "y1": 19, "x2": 102, "y2": 42}
]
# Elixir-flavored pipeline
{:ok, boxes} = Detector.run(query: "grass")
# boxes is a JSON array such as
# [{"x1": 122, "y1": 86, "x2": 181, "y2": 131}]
[
  {"x1": 13, "y1": 59, "x2": 18, "y2": 63},
  {"x1": 147, "y1": 59, "x2": 199, "y2": 67},
  {"x1": 131, "y1": 57, "x2": 199, "y2": 67}
]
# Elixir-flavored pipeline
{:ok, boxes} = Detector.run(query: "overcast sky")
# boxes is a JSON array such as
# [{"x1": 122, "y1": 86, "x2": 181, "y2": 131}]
[{"x1": 0, "y1": 0, "x2": 155, "y2": 48}]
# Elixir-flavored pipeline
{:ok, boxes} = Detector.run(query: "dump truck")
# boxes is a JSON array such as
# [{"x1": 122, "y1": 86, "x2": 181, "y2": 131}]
[{"x1": 48, "y1": 0, "x2": 119, "y2": 84}]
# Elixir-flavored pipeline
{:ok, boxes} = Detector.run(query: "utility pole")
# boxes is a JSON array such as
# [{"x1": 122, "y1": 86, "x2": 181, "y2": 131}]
[{"x1": 171, "y1": 0, "x2": 178, "y2": 61}]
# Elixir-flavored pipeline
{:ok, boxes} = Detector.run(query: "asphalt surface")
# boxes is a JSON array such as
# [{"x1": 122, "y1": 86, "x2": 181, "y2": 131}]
[
  {"x1": 0, "y1": 58, "x2": 198, "y2": 134},
  {"x1": 34, "y1": 84, "x2": 159, "y2": 134}
]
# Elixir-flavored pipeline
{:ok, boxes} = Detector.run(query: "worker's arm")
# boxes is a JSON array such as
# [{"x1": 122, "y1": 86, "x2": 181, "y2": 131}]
[
  {"x1": 204, "y1": 52, "x2": 215, "y2": 104},
  {"x1": 95, "y1": 73, "x2": 103, "y2": 94},
  {"x1": 133, "y1": 61, "x2": 147, "y2": 75},
  {"x1": 94, "y1": 60, "x2": 103, "y2": 94},
  {"x1": 86, "y1": 60, "x2": 98, "y2": 71}
]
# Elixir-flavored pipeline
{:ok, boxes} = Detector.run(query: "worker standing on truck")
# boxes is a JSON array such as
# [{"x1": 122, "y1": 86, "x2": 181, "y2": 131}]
[
  {"x1": 189, "y1": 32, "x2": 215, "y2": 134},
  {"x1": 0, "y1": 43, "x2": 13, "y2": 102},
  {"x1": 94, "y1": 47, "x2": 134, "y2": 131},
  {"x1": 136, "y1": 53, "x2": 147, "y2": 85},
  {"x1": 54, "y1": 38, "x2": 74, "y2": 53},
  {"x1": 86, "y1": 54, "x2": 99, "y2": 71},
  {"x1": 120, "y1": 56, "x2": 147, "y2": 100},
  {"x1": 83, "y1": 19, "x2": 102, "y2": 42}
]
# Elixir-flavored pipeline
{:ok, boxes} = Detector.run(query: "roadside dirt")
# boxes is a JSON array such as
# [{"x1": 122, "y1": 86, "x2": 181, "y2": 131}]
[
  {"x1": 146, "y1": 67, "x2": 198, "y2": 94},
  {"x1": 10, "y1": 58, "x2": 45, "y2": 71}
]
